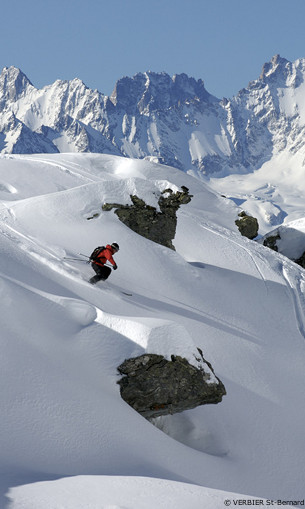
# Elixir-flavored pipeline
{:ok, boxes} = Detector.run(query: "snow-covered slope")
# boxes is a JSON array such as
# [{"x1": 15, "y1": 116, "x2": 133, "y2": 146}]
[
  {"x1": 2, "y1": 55, "x2": 305, "y2": 182},
  {"x1": 1, "y1": 153, "x2": 305, "y2": 508},
  {"x1": 208, "y1": 146, "x2": 305, "y2": 235}
]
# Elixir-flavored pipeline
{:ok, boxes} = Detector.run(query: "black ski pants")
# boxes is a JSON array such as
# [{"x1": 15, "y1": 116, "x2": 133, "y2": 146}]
[{"x1": 89, "y1": 263, "x2": 111, "y2": 284}]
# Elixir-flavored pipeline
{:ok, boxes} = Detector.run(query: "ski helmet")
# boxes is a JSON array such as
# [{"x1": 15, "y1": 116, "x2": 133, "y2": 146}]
[{"x1": 111, "y1": 242, "x2": 119, "y2": 251}]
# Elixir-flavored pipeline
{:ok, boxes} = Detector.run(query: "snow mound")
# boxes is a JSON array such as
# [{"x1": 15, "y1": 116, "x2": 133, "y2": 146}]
[
  {"x1": 97, "y1": 311, "x2": 216, "y2": 375},
  {"x1": 7, "y1": 475, "x2": 267, "y2": 509}
]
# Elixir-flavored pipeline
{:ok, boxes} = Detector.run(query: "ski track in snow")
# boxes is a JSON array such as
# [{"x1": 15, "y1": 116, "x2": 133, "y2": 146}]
[
  {"x1": 0, "y1": 221, "x2": 123, "y2": 296},
  {"x1": 282, "y1": 261, "x2": 305, "y2": 341},
  {"x1": 200, "y1": 214, "x2": 305, "y2": 343},
  {"x1": 0, "y1": 222, "x2": 84, "y2": 284},
  {"x1": 187, "y1": 213, "x2": 269, "y2": 287}
]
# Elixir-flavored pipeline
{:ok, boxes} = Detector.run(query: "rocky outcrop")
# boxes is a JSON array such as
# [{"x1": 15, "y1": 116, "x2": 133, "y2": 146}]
[
  {"x1": 261, "y1": 228, "x2": 305, "y2": 269},
  {"x1": 102, "y1": 186, "x2": 192, "y2": 250},
  {"x1": 117, "y1": 349, "x2": 226, "y2": 419},
  {"x1": 263, "y1": 232, "x2": 280, "y2": 251},
  {"x1": 235, "y1": 211, "x2": 259, "y2": 239},
  {"x1": 294, "y1": 251, "x2": 305, "y2": 268}
]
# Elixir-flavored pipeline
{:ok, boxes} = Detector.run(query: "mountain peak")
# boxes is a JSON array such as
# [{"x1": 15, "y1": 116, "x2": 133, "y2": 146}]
[
  {"x1": 2, "y1": 59, "x2": 305, "y2": 178},
  {"x1": 0, "y1": 66, "x2": 34, "y2": 103},
  {"x1": 110, "y1": 71, "x2": 215, "y2": 113},
  {"x1": 0, "y1": 66, "x2": 33, "y2": 86},
  {"x1": 259, "y1": 54, "x2": 290, "y2": 80}
]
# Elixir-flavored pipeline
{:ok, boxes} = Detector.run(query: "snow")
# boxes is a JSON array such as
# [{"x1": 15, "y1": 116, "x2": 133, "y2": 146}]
[
  {"x1": 275, "y1": 65, "x2": 305, "y2": 124},
  {"x1": 188, "y1": 114, "x2": 232, "y2": 163},
  {"x1": 0, "y1": 153, "x2": 305, "y2": 508},
  {"x1": 7, "y1": 476, "x2": 267, "y2": 509},
  {"x1": 209, "y1": 150, "x2": 305, "y2": 234}
]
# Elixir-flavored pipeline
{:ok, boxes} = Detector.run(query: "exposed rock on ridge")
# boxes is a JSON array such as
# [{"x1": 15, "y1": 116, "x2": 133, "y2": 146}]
[
  {"x1": 260, "y1": 224, "x2": 305, "y2": 269},
  {"x1": 0, "y1": 66, "x2": 33, "y2": 107},
  {"x1": 263, "y1": 233, "x2": 280, "y2": 252},
  {"x1": 102, "y1": 186, "x2": 193, "y2": 249},
  {"x1": 110, "y1": 71, "x2": 212, "y2": 113},
  {"x1": 235, "y1": 211, "x2": 259, "y2": 240}
]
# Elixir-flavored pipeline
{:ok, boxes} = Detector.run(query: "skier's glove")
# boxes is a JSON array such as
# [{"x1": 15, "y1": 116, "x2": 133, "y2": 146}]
[{"x1": 113, "y1": 264, "x2": 118, "y2": 270}]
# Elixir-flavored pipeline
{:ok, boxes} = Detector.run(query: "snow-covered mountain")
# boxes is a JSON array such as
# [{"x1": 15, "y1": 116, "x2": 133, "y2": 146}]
[
  {"x1": 2, "y1": 55, "x2": 305, "y2": 179},
  {"x1": 1, "y1": 153, "x2": 305, "y2": 507}
]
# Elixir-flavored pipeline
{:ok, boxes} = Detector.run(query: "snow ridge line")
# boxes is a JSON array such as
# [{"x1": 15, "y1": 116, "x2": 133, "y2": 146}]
[
  {"x1": 282, "y1": 261, "x2": 305, "y2": 341},
  {"x1": 12, "y1": 156, "x2": 98, "y2": 184}
]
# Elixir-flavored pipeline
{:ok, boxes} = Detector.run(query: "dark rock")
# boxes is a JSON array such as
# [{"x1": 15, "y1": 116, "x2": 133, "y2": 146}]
[
  {"x1": 263, "y1": 233, "x2": 280, "y2": 251},
  {"x1": 261, "y1": 229, "x2": 305, "y2": 269},
  {"x1": 117, "y1": 350, "x2": 226, "y2": 419},
  {"x1": 235, "y1": 211, "x2": 259, "y2": 239},
  {"x1": 102, "y1": 186, "x2": 193, "y2": 250},
  {"x1": 294, "y1": 251, "x2": 305, "y2": 268},
  {"x1": 110, "y1": 71, "x2": 212, "y2": 114},
  {"x1": 87, "y1": 213, "x2": 100, "y2": 220},
  {"x1": 101, "y1": 202, "x2": 124, "y2": 212}
]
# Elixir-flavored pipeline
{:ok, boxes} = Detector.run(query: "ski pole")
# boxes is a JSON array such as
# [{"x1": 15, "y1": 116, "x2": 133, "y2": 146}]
[
  {"x1": 63, "y1": 257, "x2": 88, "y2": 262},
  {"x1": 78, "y1": 254, "x2": 116, "y2": 269},
  {"x1": 79, "y1": 253, "x2": 90, "y2": 259}
]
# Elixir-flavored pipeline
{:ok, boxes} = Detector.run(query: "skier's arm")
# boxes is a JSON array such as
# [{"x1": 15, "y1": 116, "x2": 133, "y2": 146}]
[{"x1": 105, "y1": 250, "x2": 117, "y2": 268}]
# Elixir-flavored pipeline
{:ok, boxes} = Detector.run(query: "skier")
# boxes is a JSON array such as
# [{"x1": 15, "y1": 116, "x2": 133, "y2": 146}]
[{"x1": 89, "y1": 243, "x2": 119, "y2": 285}]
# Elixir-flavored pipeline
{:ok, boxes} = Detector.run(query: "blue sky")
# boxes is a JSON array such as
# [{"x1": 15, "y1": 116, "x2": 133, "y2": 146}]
[{"x1": 1, "y1": 0, "x2": 305, "y2": 99}]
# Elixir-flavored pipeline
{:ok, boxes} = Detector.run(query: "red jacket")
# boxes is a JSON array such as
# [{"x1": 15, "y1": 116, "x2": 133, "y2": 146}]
[{"x1": 94, "y1": 245, "x2": 117, "y2": 267}]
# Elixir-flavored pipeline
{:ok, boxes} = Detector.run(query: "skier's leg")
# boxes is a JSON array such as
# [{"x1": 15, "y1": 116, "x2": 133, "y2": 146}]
[
  {"x1": 90, "y1": 264, "x2": 104, "y2": 284},
  {"x1": 99, "y1": 266, "x2": 112, "y2": 280},
  {"x1": 89, "y1": 265, "x2": 111, "y2": 284},
  {"x1": 89, "y1": 274, "x2": 101, "y2": 285}
]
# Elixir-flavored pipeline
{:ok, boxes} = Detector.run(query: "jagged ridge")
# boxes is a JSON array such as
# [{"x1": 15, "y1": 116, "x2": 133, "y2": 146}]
[{"x1": 1, "y1": 56, "x2": 305, "y2": 176}]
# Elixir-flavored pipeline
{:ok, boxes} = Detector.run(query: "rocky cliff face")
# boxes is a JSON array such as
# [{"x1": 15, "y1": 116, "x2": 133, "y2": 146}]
[{"x1": 1, "y1": 56, "x2": 305, "y2": 176}]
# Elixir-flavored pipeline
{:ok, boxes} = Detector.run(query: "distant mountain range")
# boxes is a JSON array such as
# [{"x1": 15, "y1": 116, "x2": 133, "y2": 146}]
[{"x1": 1, "y1": 55, "x2": 305, "y2": 176}]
